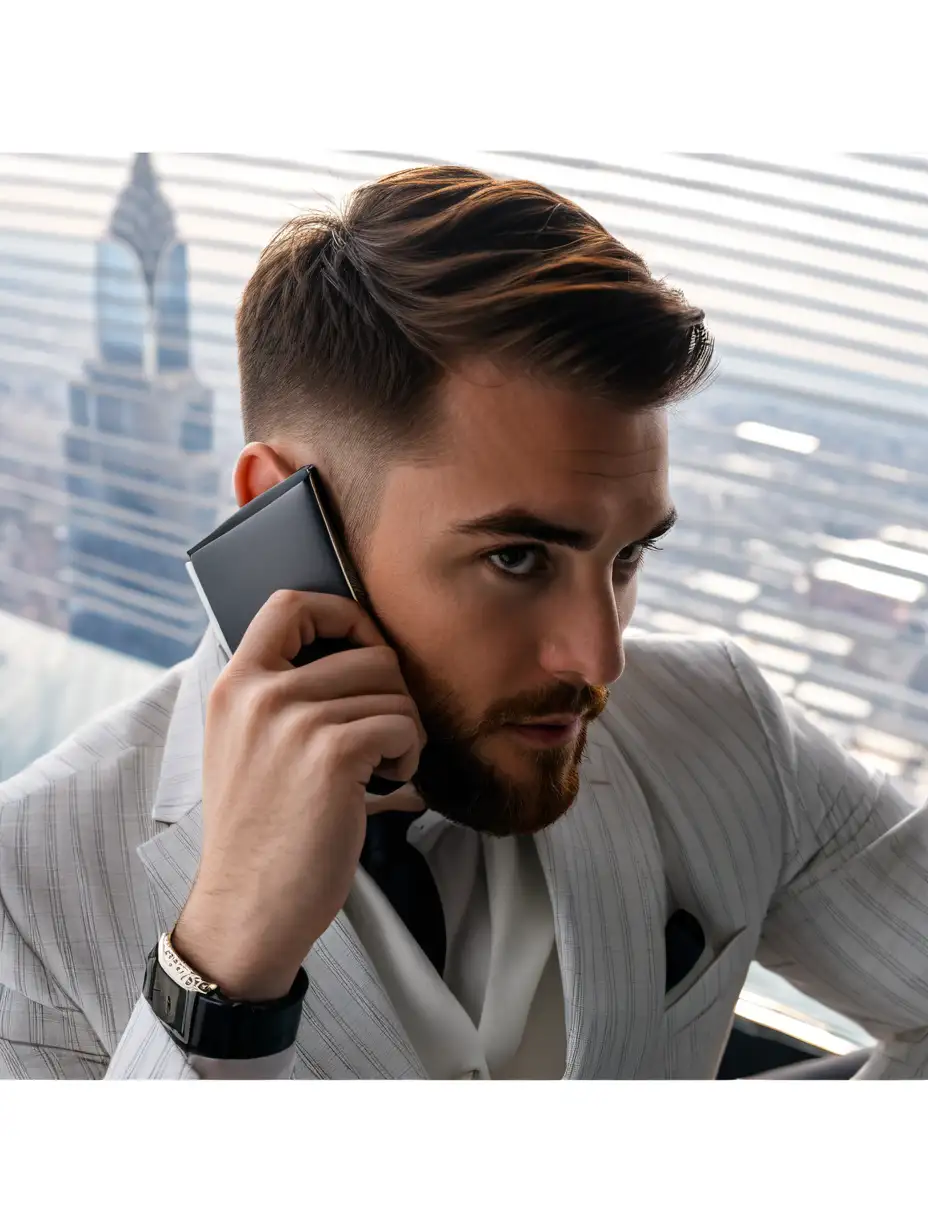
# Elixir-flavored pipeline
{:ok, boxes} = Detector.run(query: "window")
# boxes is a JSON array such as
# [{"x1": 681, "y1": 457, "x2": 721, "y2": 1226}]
[
  {"x1": 0, "y1": 151, "x2": 923, "y2": 1072},
  {"x1": 181, "y1": 416, "x2": 212, "y2": 453},
  {"x1": 70, "y1": 386, "x2": 89, "y2": 427},
  {"x1": 96, "y1": 394, "x2": 129, "y2": 435}
]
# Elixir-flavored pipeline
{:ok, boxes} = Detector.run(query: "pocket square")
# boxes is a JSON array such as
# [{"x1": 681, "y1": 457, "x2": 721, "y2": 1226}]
[{"x1": 664, "y1": 908, "x2": 706, "y2": 994}]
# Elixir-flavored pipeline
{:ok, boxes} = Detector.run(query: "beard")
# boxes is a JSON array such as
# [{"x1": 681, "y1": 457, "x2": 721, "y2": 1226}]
[{"x1": 397, "y1": 650, "x2": 609, "y2": 838}]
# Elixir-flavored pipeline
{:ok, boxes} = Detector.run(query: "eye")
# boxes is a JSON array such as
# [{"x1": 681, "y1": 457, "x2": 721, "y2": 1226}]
[
  {"x1": 486, "y1": 545, "x2": 549, "y2": 579},
  {"x1": 616, "y1": 541, "x2": 647, "y2": 566},
  {"x1": 615, "y1": 536, "x2": 664, "y2": 572}
]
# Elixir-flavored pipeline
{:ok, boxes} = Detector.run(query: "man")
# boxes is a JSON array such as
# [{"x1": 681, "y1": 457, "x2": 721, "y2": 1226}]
[{"x1": 2, "y1": 165, "x2": 927, "y2": 1080}]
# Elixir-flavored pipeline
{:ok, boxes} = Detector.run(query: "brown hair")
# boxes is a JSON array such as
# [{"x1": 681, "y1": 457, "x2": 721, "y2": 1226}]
[{"x1": 237, "y1": 164, "x2": 713, "y2": 546}]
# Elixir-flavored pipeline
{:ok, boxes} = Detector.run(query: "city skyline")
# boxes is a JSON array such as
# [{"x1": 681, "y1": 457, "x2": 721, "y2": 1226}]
[
  {"x1": 63, "y1": 153, "x2": 220, "y2": 666},
  {"x1": 1, "y1": 150, "x2": 924, "y2": 1045},
  {"x1": 0, "y1": 151, "x2": 925, "y2": 799}
]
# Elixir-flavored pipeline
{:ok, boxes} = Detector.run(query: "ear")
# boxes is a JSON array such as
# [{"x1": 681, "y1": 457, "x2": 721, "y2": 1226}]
[{"x1": 233, "y1": 442, "x2": 303, "y2": 507}]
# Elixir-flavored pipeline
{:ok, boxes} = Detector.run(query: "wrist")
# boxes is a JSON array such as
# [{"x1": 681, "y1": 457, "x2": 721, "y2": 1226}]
[
  {"x1": 143, "y1": 931, "x2": 309, "y2": 1060},
  {"x1": 172, "y1": 907, "x2": 302, "y2": 1003}
]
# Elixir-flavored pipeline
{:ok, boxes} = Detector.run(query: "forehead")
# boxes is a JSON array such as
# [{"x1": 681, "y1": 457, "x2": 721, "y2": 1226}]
[{"x1": 410, "y1": 362, "x2": 669, "y2": 521}]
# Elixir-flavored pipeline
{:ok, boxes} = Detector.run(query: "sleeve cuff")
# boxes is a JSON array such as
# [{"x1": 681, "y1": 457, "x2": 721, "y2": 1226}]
[{"x1": 191, "y1": 1043, "x2": 298, "y2": 1080}]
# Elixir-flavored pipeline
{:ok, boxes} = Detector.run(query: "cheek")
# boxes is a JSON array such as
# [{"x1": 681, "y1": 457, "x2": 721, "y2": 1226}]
[
  {"x1": 367, "y1": 564, "x2": 532, "y2": 709},
  {"x1": 367, "y1": 545, "x2": 487, "y2": 651},
  {"x1": 618, "y1": 572, "x2": 640, "y2": 627}
]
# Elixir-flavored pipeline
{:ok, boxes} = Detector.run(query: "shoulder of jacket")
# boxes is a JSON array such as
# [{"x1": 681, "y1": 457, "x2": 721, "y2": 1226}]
[
  {"x1": 0, "y1": 664, "x2": 183, "y2": 814},
  {"x1": 595, "y1": 633, "x2": 774, "y2": 753},
  {"x1": 621, "y1": 631, "x2": 747, "y2": 690}
]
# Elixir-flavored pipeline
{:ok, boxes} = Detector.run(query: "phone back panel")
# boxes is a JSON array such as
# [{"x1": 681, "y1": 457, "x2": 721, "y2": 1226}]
[{"x1": 187, "y1": 468, "x2": 355, "y2": 657}]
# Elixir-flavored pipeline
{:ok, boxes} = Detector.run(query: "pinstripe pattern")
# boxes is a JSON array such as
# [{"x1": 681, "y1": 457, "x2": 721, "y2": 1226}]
[{"x1": 2, "y1": 629, "x2": 927, "y2": 1079}]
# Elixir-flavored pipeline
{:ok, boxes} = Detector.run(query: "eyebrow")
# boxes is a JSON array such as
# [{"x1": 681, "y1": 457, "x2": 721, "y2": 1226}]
[{"x1": 449, "y1": 505, "x2": 678, "y2": 550}]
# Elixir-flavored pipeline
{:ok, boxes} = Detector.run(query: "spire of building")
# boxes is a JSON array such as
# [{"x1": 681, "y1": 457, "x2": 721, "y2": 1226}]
[{"x1": 108, "y1": 154, "x2": 177, "y2": 304}]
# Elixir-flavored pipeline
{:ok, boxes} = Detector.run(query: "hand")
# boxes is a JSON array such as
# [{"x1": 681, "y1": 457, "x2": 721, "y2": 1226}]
[{"x1": 172, "y1": 589, "x2": 426, "y2": 1001}]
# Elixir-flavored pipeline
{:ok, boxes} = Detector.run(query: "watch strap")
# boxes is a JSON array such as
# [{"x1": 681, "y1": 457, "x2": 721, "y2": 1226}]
[{"x1": 143, "y1": 932, "x2": 309, "y2": 1060}]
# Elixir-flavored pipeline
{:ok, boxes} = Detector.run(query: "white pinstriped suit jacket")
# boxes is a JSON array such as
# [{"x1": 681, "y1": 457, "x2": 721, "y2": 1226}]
[{"x1": 2, "y1": 630, "x2": 928, "y2": 1080}]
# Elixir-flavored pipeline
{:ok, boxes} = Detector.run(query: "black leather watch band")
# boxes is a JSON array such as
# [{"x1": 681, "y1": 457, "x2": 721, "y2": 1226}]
[{"x1": 143, "y1": 937, "x2": 309, "y2": 1060}]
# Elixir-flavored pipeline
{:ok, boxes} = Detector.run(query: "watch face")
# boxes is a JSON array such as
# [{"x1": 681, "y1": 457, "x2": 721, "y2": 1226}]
[{"x1": 149, "y1": 964, "x2": 195, "y2": 1043}]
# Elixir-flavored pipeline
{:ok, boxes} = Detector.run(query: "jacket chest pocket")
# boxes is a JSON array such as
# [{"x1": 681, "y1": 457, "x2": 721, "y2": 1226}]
[{"x1": 660, "y1": 928, "x2": 754, "y2": 1079}]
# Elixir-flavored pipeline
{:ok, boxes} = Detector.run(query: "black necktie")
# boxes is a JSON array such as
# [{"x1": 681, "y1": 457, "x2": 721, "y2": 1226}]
[{"x1": 359, "y1": 811, "x2": 447, "y2": 974}]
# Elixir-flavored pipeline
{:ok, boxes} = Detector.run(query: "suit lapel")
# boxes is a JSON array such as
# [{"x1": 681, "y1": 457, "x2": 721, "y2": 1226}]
[
  {"x1": 535, "y1": 726, "x2": 667, "y2": 1079},
  {"x1": 143, "y1": 635, "x2": 672, "y2": 1080},
  {"x1": 141, "y1": 633, "x2": 425, "y2": 1080}
]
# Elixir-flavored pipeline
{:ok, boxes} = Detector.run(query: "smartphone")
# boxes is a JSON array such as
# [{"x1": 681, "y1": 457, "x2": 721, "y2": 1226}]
[{"x1": 186, "y1": 466, "x2": 400, "y2": 795}]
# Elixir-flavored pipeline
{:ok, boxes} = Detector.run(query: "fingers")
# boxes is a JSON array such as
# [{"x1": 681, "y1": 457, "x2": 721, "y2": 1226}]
[
  {"x1": 298, "y1": 693, "x2": 426, "y2": 747},
  {"x1": 328, "y1": 713, "x2": 423, "y2": 786},
  {"x1": 218, "y1": 590, "x2": 426, "y2": 790},
  {"x1": 277, "y1": 645, "x2": 408, "y2": 702},
  {"x1": 365, "y1": 783, "x2": 426, "y2": 815},
  {"x1": 233, "y1": 590, "x2": 385, "y2": 673},
  {"x1": 267, "y1": 651, "x2": 426, "y2": 746}
]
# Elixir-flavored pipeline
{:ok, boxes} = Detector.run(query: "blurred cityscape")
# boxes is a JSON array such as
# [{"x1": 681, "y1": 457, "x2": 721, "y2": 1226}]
[{"x1": 0, "y1": 151, "x2": 926, "y2": 811}]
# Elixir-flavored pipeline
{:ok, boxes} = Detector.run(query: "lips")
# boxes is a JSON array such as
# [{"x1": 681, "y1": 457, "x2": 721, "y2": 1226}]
[{"x1": 505, "y1": 717, "x2": 583, "y2": 748}]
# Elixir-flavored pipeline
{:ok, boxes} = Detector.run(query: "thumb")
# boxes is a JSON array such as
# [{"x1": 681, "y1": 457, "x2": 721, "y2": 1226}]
[{"x1": 365, "y1": 783, "x2": 426, "y2": 816}]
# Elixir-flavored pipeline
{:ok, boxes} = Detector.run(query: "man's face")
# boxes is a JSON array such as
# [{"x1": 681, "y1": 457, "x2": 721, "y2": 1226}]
[{"x1": 362, "y1": 361, "x2": 673, "y2": 837}]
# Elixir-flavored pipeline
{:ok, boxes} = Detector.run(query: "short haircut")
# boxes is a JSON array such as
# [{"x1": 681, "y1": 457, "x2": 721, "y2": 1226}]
[{"x1": 237, "y1": 164, "x2": 713, "y2": 552}]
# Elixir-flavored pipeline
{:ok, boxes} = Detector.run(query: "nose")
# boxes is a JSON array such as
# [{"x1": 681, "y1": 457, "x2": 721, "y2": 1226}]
[{"x1": 538, "y1": 590, "x2": 626, "y2": 688}]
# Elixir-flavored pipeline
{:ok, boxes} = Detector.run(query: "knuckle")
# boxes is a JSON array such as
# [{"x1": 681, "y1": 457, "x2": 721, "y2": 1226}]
[
  {"x1": 369, "y1": 644, "x2": 401, "y2": 674},
  {"x1": 243, "y1": 679, "x2": 281, "y2": 724},
  {"x1": 391, "y1": 693, "x2": 417, "y2": 720},
  {"x1": 283, "y1": 703, "x2": 323, "y2": 744},
  {"x1": 269, "y1": 588, "x2": 303, "y2": 613},
  {"x1": 391, "y1": 694, "x2": 424, "y2": 736},
  {"x1": 208, "y1": 665, "x2": 240, "y2": 711},
  {"x1": 366, "y1": 643, "x2": 395, "y2": 664},
  {"x1": 316, "y1": 722, "x2": 352, "y2": 767},
  {"x1": 305, "y1": 697, "x2": 338, "y2": 730},
  {"x1": 265, "y1": 668, "x2": 301, "y2": 701}
]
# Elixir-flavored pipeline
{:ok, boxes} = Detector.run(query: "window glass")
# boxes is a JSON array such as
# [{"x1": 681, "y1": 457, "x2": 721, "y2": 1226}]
[{"x1": 0, "y1": 151, "x2": 923, "y2": 1053}]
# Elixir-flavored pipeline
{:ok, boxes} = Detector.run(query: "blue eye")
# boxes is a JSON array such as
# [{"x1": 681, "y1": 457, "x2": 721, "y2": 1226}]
[{"x1": 487, "y1": 545, "x2": 548, "y2": 578}]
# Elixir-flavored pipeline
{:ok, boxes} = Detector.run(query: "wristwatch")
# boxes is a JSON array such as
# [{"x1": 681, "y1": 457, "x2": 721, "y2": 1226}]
[{"x1": 143, "y1": 931, "x2": 309, "y2": 1060}]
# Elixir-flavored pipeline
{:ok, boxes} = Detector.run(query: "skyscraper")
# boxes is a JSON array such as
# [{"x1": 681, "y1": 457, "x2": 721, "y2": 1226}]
[
  {"x1": 3, "y1": 151, "x2": 925, "y2": 798},
  {"x1": 63, "y1": 154, "x2": 221, "y2": 667},
  {"x1": 1, "y1": 150, "x2": 923, "y2": 1044}
]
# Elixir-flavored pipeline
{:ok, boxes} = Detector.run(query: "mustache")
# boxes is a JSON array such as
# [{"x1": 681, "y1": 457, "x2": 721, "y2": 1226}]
[{"x1": 476, "y1": 682, "x2": 610, "y2": 735}]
